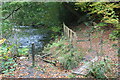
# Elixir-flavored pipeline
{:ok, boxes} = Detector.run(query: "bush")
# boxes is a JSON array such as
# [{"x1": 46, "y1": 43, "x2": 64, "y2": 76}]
[
  {"x1": 109, "y1": 30, "x2": 119, "y2": 41},
  {"x1": 1, "y1": 20, "x2": 13, "y2": 38},
  {"x1": 88, "y1": 58, "x2": 112, "y2": 79},
  {"x1": 76, "y1": 2, "x2": 120, "y2": 40},
  {"x1": 43, "y1": 37, "x2": 84, "y2": 70},
  {"x1": 1, "y1": 58, "x2": 17, "y2": 75},
  {"x1": 17, "y1": 47, "x2": 29, "y2": 56},
  {"x1": 0, "y1": 38, "x2": 17, "y2": 75}
]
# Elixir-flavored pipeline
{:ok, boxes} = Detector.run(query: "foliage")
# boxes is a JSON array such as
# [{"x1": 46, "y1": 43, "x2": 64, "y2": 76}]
[
  {"x1": 43, "y1": 37, "x2": 84, "y2": 70},
  {"x1": 17, "y1": 47, "x2": 29, "y2": 56},
  {"x1": 75, "y1": 2, "x2": 120, "y2": 40},
  {"x1": 50, "y1": 26, "x2": 62, "y2": 33},
  {"x1": 0, "y1": 38, "x2": 17, "y2": 74},
  {"x1": 1, "y1": 58, "x2": 17, "y2": 75},
  {"x1": 2, "y1": 2, "x2": 63, "y2": 27},
  {"x1": 96, "y1": 22, "x2": 107, "y2": 27},
  {"x1": 0, "y1": 38, "x2": 6, "y2": 45},
  {"x1": 1, "y1": 19, "x2": 13, "y2": 38},
  {"x1": 109, "y1": 30, "x2": 119, "y2": 40},
  {"x1": 68, "y1": 74, "x2": 76, "y2": 78},
  {"x1": 88, "y1": 58, "x2": 112, "y2": 79},
  {"x1": 47, "y1": 26, "x2": 62, "y2": 40},
  {"x1": 58, "y1": 50, "x2": 83, "y2": 70},
  {"x1": 42, "y1": 36, "x2": 65, "y2": 53},
  {"x1": 0, "y1": 39, "x2": 13, "y2": 60},
  {"x1": 76, "y1": 2, "x2": 120, "y2": 24},
  {"x1": 89, "y1": 2, "x2": 119, "y2": 24}
]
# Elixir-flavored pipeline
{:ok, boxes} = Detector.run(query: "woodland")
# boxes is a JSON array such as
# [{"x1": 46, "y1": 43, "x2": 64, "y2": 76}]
[{"x1": 0, "y1": 1, "x2": 120, "y2": 79}]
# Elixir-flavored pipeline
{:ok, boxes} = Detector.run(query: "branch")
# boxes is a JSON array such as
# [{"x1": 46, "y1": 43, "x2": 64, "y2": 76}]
[
  {"x1": 42, "y1": 59, "x2": 56, "y2": 66},
  {"x1": 3, "y1": 6, "x2": 22, "y2": 20},
  {"x1": 41, "y1": 53, "x2": 52, "y2": 58}
]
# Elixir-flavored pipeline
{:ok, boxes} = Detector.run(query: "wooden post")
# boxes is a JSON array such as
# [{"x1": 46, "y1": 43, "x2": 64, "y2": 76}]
[
  {"x1": 63, "y1": 23, "x2": 77, "y2": 48},
  {"x1": 70, "y1": 30, "x2": 72, "y2": 42},
  {"x1": 63, "y1": 24, "x2": 65, "y2": 36},
  {"x1": 118, "y1": 36, "x2": 120, "y2": 73},
  {"x1": 63, "y1": 24, "x2": 66, "y2": 37},
  {"x1": 118, "y1": 36, "x2": 120, "y2": 49},
  {"x1": 99, "y1": 30, "x2": 104, "y2": 56},
  {"x1": 89, "y1": 33, "x2": 92, "y2": 50},
  {"x1": 67, "y1": 27, "x2": 69, "y2": 38},
  {"x1": 64, "y1": 26, "x2": 67, "y2": 37},
  {"x1": 74, "y1": 33, "x2": 77, "y2": 46},
  {"x1": 32, "y1": 42, "x2": 35, "y2": 67}
]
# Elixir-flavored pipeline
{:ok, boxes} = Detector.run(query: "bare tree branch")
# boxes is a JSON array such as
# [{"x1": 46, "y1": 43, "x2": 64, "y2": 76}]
[{"x1": 3, "y1": 6, "x2": 22, "y2": 20}]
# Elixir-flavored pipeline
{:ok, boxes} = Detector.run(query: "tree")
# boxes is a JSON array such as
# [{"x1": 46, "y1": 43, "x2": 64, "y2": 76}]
[
  {"x1": 76, "y1": 2, "x2": 120, "y2": 55},
  {"x1": 2, "y1": 2, "x2": 63, "y2": 27}
]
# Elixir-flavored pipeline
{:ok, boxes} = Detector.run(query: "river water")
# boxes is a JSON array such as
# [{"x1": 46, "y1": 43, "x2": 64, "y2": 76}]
[{"x1": 9, "y1": 26, "x2": 50, "y2": 54}]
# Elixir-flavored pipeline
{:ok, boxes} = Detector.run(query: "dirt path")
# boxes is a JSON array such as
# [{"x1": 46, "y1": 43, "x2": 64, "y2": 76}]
[
  {"x1": 71, "y1": 24, "x2": 118, "y2": 76},
  {"x1": 75, "y1": 24, "x2": 118, "y2": 61},
  {"x1": 2, "y1": 57, "x2": 72, "y2": 78}
]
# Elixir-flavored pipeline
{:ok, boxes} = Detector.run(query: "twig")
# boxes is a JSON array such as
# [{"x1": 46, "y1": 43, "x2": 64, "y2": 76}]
[{"x1": 40, "y1": 53, "x2": 52, "y2": 58}]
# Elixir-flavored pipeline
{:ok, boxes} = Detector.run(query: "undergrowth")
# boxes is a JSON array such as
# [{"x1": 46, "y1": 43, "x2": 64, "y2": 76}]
[
  {"x1": 42, "y1": 36, "x2": 84, "y2": 69},
  {"x1": 0, "y1": 38, "x2": 29, "y2": 75},
  {"x1": 87, "y1": 57, "x2": 113, "y2": 79},
  {"x1": 0, "y1": 39, "x2": 17, "y2": 75}
]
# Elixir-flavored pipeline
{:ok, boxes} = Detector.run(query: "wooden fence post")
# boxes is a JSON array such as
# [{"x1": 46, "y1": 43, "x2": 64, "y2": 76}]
[
  {"x1": 32, "y1": 42, "x2": 35, "y2": 67},
  {"x1": 63, "y1": 23, "x2": 66, "y2": 37},
  {"x1": 63, "y1": 24, "x2": 65, "y2": 36},
  {"x1": 70, "y1": 30, "x2": 72, "y2": 42},
  {"x1": 89, "y1": 33, "x2": 92, "y2": 50},
  {"x1": 118, "y1": 36, "x2": 120, "y2": 54},
  {"x1": 74, "y1": 32, "x2": 77, "y2": 47},
  {"x1": 63, "y1": 23, "x2": 77, "y2": 48},
  {"x1": 67, "y1": 27, "x2": 69, "y2": 38},
  {"x1": 99, "y1": 30, "x2": 104, "y2": 56}
]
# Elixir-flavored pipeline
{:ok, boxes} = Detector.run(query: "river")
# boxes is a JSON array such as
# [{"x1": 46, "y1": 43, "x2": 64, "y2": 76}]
[{"x1": 9, "y1": 26, "x2": 50, "y2": 54}]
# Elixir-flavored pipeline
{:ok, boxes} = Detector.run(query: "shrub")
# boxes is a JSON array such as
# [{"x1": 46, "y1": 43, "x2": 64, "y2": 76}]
[
  {"x1": 58, "y1": 49, "x2": 83, "y2": 70},
  {"x1": 17, "y1": 47, "x2": 29, "y2": 56},
  {"x1": 43, "y1": 37, "x2": 84, "y2": 70},
  {"x1": 1, "y1": 58, "x2": 17, "y2": 75},
  {"x1": 0, "y1": 38, "x2": 17, "y2": 75},
  {"x1": 88, "y1": 58, "x2": 112, "y2": 79}
]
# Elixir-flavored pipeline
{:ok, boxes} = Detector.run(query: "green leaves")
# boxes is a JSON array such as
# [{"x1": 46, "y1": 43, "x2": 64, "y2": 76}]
[
  {"x1": 75, "y1": 2, "x2": 89, "y2": 12},
  {"x1": 2, "y1": 2, "x2": 62, "y2": 27},
  {"x1": 50, "y1": 26, "x2": 62, "y2": 33},
  {"x1": 1, "y1": 57, "x2": 17, "y2": 74},
  {"x1": 76, "y1": 2, "x2": 120, "y2": 41},
  {"x1": 96, "y1": 22, "x2": 107, "y2": 27},
  {"x1": 0, "y1": 41, "x2": 17, "y2": 75},
  {"x1": 89, "y1": 58, "x2": 112, "y2": 79},
  {"x1": 18, "y1": 47, "x2": 29, "y2": 56},
  {"x1": 76, "y1": 2, "x2": 119, "y2": 33},
  {"x1": 109, "y1": 30, "x2": 119, "y2": 41}
]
